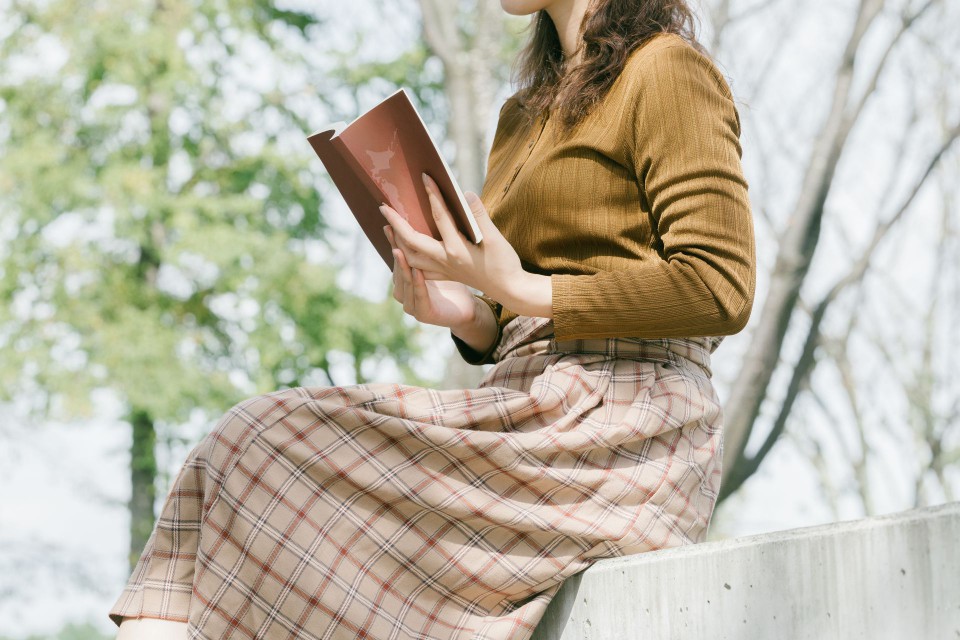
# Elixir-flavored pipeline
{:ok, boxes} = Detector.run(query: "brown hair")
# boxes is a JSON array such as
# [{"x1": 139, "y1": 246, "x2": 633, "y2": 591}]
[{"x1": 510, "y1": 0, "x2": 709, "y2": 134}]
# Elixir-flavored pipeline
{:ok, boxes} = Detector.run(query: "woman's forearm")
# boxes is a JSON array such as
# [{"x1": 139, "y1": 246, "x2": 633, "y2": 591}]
[{"x1": 451, "y1": 271, "x2": 553, "y2": 355}]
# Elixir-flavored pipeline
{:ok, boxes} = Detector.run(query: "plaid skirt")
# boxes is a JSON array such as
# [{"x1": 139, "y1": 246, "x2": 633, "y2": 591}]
[{"x1": 108, "y1": 315, "x2": 725, "y2": 639}]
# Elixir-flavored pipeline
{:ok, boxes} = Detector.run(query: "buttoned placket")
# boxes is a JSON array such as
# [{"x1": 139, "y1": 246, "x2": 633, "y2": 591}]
[{"x1": 502, "y1": 110, "x2": 551, "y2": 195}]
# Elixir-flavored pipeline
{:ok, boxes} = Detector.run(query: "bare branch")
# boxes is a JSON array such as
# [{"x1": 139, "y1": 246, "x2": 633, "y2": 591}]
[
  {"x1": 740, "y1": 2, "x2": 803, "y2": 106},
  {"x1": 840, "y1": 0, "x2": 940, "y2": 138},
  {"x1": 721, "y1": 117, "x2": 960, "y2": 500},
  {"x1": 720, "y1": 0, "x2": 891, "y2": 500},
  {"x1": 824, "y1": 296, "x2": 875, "y2": 516},
  {"x1": 803, "y1": 388, "x2": 847, "y2": 519}
]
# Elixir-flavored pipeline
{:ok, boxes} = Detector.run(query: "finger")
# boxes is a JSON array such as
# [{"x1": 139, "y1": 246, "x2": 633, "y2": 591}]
[
  {"x1": 394, "y1": 227, "x2": 442, "y2": 275},
  {"x1": 422, "y1": 172, "x2": 463, "y2": 248},
  {"x1": 380, "y1": 203, "x2": 444, "y2": 266},
  {"x1": 391, "y1": 248, "x2": 407, "y2": 302},
  {"x1": 408, "y1": 259, "x2": 431, "y2": 316},
  {"x1": 464, "y1": 191, "x2": 495, "y2": 241},
  {"x1": 394, "y1": 247, "x2": 416, "y2": 314},
  {"x1": 417, "y1": 267, "x2": 447, "y2": 281},
  {"x1": 391, "y1": 231, "x2": 420, "y2": 272},
  {"x1": 390, "y1": 222, "x2": 452, "y2": 281}
]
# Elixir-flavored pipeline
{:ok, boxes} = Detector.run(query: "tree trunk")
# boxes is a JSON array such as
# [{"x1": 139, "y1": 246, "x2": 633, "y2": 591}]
[
  {"x1": 417, "y1": 0, "x2": 508, "y2": 389},
  {"x1": 128, "y1": 409, "x2": 158, "y2": 572}
]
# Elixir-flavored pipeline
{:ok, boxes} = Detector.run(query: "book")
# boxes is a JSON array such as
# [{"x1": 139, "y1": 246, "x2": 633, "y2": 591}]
[{"x1": 306, "y1": 87, "x2": 483, "y2": 271}]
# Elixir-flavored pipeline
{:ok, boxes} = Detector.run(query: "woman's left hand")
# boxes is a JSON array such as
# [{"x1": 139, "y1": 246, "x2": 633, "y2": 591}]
[{"x1": 378, "y1": 173, "x2": 523, "y2": 302}]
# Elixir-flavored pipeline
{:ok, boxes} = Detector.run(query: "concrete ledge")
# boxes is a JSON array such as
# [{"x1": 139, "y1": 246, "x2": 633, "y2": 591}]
[{"x1": 531, "y1": 501, "x2": 960, "y2": 639}]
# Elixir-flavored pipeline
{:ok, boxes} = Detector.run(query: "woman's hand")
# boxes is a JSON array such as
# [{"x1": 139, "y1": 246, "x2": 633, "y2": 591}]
[
  {"x1": 378, "y1": 173, "x2": 524, "y2": 303},
  {"x1": 382, "y1": 224, "x2": 480, "y2": 330}
]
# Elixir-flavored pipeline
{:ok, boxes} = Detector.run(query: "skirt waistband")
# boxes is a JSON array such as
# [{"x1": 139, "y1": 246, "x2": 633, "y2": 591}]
[{"x1": 493, "y1": 316, "x2": 721, "y2": 379}]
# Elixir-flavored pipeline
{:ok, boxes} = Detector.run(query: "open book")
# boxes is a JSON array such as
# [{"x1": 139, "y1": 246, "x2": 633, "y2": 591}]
[{"x1": 307, "y1": 87, "x2": 483, "y2": 271}]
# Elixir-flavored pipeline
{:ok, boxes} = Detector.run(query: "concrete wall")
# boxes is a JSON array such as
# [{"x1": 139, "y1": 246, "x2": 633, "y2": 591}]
[{"x1": 531, "y1": 501, "x2": 960, "y2": 640}]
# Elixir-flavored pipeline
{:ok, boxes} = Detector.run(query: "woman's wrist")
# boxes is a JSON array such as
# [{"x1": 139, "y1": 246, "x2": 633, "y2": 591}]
[
  {"x1": 494, "y1": 271, "x2": 553, "y2": 319},
  {"x1": 450, "y1": 295, "x2": 499, "y2": 354}
]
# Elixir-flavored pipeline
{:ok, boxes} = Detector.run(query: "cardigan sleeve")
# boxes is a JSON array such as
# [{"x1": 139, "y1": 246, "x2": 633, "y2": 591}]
[
  {"x1": 450, "y1": 293, "x2": 504, "y2": 365},
  {"x1": 550, "y1": 43, "x2": 757, "y2": 341}
]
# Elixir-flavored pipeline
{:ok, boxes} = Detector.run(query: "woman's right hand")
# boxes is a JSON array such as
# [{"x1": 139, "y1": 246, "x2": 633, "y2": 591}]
[{"x1": 384, "y1": 225, "x2": 479, "y2": 330}]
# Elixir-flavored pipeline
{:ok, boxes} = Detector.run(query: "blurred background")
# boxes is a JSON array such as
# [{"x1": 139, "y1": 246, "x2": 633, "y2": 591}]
[{"x1": 0, "y1": 0, "x2": 958, "y2": 637}]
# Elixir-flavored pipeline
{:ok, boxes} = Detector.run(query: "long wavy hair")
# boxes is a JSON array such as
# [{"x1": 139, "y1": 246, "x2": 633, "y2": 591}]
[{"x1": 511, "y1": 0, "x2": 709, "y2": 134}]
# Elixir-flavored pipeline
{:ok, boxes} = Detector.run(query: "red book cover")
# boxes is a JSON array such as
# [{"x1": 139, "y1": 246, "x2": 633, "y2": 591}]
[{"x1": 307, "y1": 87, "x2": 483, "y2": 271}]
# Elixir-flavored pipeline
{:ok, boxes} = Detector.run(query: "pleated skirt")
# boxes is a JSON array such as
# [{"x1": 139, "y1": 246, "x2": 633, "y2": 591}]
[{"x1": 108, "y1": 314, "x2": 725, "y2": 639}]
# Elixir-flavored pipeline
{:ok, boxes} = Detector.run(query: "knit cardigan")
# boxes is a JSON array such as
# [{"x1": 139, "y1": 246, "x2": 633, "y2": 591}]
[{"x1": 452, "y1": 31, "x2": 756, "y2": 365}]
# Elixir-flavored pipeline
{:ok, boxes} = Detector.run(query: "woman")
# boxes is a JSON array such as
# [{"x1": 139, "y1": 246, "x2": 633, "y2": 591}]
[{"x1": 111, "y1": 0, "x2": 755, "y2": 637}]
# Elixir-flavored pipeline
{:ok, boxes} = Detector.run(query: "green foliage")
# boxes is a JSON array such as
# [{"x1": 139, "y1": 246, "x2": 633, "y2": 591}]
[
  {"x1": 0, "y1": 621, "x2": 111, "y2": 640},
  {"x1": 0, "y1": 0, "x2": 429, "y2": 427}
]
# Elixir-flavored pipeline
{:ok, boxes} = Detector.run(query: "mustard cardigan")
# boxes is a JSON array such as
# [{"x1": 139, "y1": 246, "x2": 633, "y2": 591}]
[{"x1": 452, "y1": 31, "x2": 756, "y2": 365}]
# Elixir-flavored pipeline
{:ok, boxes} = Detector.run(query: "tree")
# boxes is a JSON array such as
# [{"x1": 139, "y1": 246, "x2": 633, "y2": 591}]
[
  {"x1": 0, "y1": 0, "x2": 428, "y2": 571},
  {"x1": 703, "y1": 0, "x2": 960, "y2": 508},
  {"x1": 406, "y1": 0, "x2": 529, "y2": 387}
]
